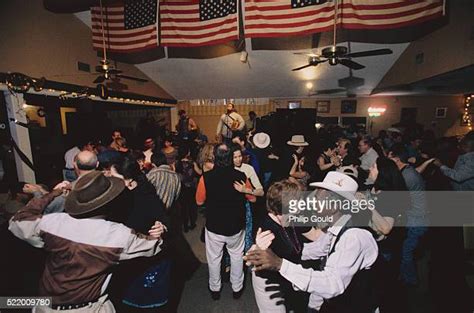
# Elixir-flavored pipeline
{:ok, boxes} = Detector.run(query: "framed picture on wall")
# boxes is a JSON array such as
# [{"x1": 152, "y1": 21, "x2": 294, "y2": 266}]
[
  {"x1": 435, "y1": 107, "x2": 447, "y2": 118},
  {"x1": 288, "y1": 101, "x2": 301, "y2": 109},
  {"x1": 316, "y1": 100, "x2": 330, "y2": 113},
  {"x1": 341, "y1": 100, "x2": 357, "y2": 114}
]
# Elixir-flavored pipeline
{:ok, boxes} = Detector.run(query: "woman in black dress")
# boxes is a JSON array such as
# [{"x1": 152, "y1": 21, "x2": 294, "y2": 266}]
[
  {"x1": 364, "y1": 157, "x2": 409, "y2": 313},
  {"x1": 109, "y1": 155, "x2": 170, "y2": 311}
]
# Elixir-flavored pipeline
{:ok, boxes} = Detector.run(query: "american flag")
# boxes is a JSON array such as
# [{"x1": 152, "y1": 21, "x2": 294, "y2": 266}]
[
  {"x1": 160, "y1": 0, "x2": 239, "y2": 47},
  {"x1": 91, "y1": 0, "x2": 159, "y2": 52},
  {"x1": 244, "y1": 0, "x2": 445, "y2": 38}
]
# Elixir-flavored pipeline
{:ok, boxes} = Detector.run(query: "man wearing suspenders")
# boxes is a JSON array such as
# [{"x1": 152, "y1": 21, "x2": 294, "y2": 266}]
[{"x1": 245, "y1": 172, "x2": 379, "y2": 313}]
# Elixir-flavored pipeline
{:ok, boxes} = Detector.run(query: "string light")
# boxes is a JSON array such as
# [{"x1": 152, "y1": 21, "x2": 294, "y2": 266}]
[
  {"x1": 463, "y1": 94, "x2": 473, "y2": 131},
  {"x1": 0, "y1": 82, "x2": 170, "y2": 107}
]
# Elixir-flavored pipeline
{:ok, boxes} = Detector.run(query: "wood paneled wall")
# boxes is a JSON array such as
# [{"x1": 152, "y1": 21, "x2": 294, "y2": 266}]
[{"x1": 178, "y1": 95, "x2": 469, "y2": 141}]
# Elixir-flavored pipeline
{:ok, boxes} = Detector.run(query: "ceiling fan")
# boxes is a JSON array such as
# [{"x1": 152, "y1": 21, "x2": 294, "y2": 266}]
[
  {"x1": 292, "y1": 0, "x2": 393, "y2": 72},
  {"x1": 309, "y1": 45, "x2": 367, "y2": 96},
  {"x1": 308, "y1": 88, "x2": 346, "y2": 96},
  {"x1": 93, "y1": 0, "x2": 149, "y2": 85},
  {"x1": 308, "y1": 75, "x2": 364, "y2": 97}
]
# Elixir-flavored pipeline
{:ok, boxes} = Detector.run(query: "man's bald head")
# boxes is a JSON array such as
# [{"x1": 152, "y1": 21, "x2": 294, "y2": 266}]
[{"x1": 74, "y1": 151, "x2": 98, "y2": 172}]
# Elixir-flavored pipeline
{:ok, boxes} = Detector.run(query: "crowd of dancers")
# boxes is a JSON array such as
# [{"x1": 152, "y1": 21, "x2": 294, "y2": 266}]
[{"x1": 0, "y1": 105, "x2": 473, "y2": 313}]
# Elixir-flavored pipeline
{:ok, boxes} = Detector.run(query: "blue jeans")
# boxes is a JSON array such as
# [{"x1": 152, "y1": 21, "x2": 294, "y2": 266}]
[
  {"x1": 263, "y1": 172, "x2": 272, "y2": 189},
  {"x1": 400, "y1": 226, "x2": 427, "y2": 285}
]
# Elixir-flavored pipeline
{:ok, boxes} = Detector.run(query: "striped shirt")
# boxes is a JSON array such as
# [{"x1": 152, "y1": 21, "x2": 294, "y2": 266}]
[{"x1": 146, "y1": 165, "x2": 181, "y2": 209}]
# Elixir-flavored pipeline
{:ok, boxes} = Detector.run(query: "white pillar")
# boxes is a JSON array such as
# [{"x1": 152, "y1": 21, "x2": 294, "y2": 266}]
[
  {"x1": 4, "y1": 92, "x2": 36, "y2": 183},
  {"x1": 170, "y1": 107, "x2": 178, "y2": 132}
]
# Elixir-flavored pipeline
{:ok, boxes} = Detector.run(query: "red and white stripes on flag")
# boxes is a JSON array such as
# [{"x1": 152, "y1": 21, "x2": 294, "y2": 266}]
[
  {"x1": 160, "y1": 0, "x2": 239, "y2": 47},
  {"x1": 91, "y1": 3, "x2": 159, "y2": 53},
  {"x1": 244, "y1": 0, "x2": 445, "y2": 38}
]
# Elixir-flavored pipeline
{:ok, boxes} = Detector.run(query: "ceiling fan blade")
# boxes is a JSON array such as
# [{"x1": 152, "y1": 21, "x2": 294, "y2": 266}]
[
  {"x1": 293, "y1": 52, "x2": 319, "y2": 57},
  {"x1": 93, "y1": 76, "x2": 106, "y2": 84},
  {"x1": 95, "y1": 66, "x2": 106, "y2": 73},
  {"x1": 115, "y1": 74, "x2": 149, "y2": 83},
  {"x1": 292, "y1": 64, "x2": 313, "y2": 71},
  {"x1": 345, "y1": 48, "x2": 393, "y2": 58},
  {"x1": 339, "y1": 59, "x2": 366, "y2": 70},
  {"x1": 108, "y1": 68, "x2": 122, "y2": 75},
  {"x1": 314, "y1": 88, "x2": 347, "y2": 95},
  {"x1": 106, "y1": 80, "x2": 128, "y2": 91}
]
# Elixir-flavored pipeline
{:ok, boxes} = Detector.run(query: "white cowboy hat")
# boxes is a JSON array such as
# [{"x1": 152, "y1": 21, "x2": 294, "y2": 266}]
[
  {"x1": 253, "y1": 132, "x2": 271, "y2": 149},
  {"x1": 387, "y1": 127, "x2": 402, "y2": 133},
  {"x1": 287, "y1": 135, "x2": 309, "y2": 147},
  {"x1": 309, "y1": 171, "x2": 358, "y2": 200}
]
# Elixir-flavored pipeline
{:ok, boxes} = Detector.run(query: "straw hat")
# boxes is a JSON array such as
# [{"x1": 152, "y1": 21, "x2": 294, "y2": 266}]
[
  {"x1": 253, "y1": 132, "x2": 271, "y2": 149},
  {"x1": 287, "y1": 135, "x2": 309, "y2": 146}
]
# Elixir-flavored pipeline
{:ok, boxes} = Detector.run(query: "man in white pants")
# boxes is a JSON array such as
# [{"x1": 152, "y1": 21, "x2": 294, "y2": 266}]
[{"x1": 196, "y1": 144, "x2": 255, "y2": 300}]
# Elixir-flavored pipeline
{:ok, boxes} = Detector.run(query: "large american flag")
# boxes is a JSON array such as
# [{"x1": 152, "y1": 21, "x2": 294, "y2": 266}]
[
  {"x1": 91, "y1": 0, "x2": 159, "y2": 52},
  {"x1": 160, "y1": 0, "x2": 239, "y2": 47},
  {"x1": 244, "y1": 0, "x2": 445, "y2": 38}
]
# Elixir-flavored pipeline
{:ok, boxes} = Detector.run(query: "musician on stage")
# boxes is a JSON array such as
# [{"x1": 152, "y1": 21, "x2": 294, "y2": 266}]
[
  {"x1": 216, "y1": 102, "x2": 245, "y2": 144},
  {"x1": 176, "y1": 109, "x2": 198, "y2": 143}
]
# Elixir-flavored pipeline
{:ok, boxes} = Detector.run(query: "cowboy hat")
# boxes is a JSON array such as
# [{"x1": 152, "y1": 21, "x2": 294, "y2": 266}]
[
  {"x1": 287, "y1": 135, "x2": 308, "y2": 146},
  {"x1": 253, "y1": 132, "x2": 271, "y2": 149},
  {"x1": 309, "y1": 171, "x2": 358, "y2": 200},
  {"x1": 387, "y1": 127, "x2": 402, "y2": 133},
  {"x1": 65, "y1": 170, "x2": 125, "y2": 216},
  {"x1": 336, "y1": 165, "x2": 359, "y2": 181}
]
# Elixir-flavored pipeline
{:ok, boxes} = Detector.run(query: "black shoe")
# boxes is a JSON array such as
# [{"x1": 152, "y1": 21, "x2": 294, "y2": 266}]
[
  {"x1": 209, "y1": 289, "x2": 220, "y2": 300},
  {"x1": 233, "y1": 288, "x2": 244, "y2": 299}
]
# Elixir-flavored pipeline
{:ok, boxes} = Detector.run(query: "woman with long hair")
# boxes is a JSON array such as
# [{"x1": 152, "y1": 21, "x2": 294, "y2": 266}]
[
  {"x1": 175, "y1": 144, "x2": 198, "y2": 233},
  {"x1": 315, "y1": 141, "x2": 339, "y2": 181},
  {"x1": 231, "y1": 144, "x2": 264, "y2": 252},
  {"x1": 365, "y1": 157, "x2": 409, "y2": 313},
  {"x1": 367, "y1": 157, "x2": 408, "y2": 241},
  {"x1": 194, "y1": 143, "x2": 215, "y2": 175},
  {"x1": 109, "y1": 155, "x2": 170, "y2": 311}
]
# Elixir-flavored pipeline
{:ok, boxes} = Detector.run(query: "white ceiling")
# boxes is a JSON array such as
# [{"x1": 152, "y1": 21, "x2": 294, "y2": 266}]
[{"x1": 75, "y1": 12, "x2": 408, "y2": 101}]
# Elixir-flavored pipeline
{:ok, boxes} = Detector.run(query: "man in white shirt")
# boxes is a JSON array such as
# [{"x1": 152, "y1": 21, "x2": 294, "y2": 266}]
[
  {"x1": 63, "y1": 140, "x2": 95, "y2": 182},
  {"x1": 358, "y1": 137, "x2": 379, "y2": 171},
  {"x1": 143, "y1": 137, "x2": 156, "y2": 165},
  {"x1": 216, "y1": 103, "x2": 245, "y2": 143},
  {"x1": 25, "y1": 151, "x2": 99, "y2": 214},
  {"x1": 245, "y1": 172, "x2": 379, "y2": 312},
  {"x1": 358, "y1": 137, "x2": 379, "y2": 185}
]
